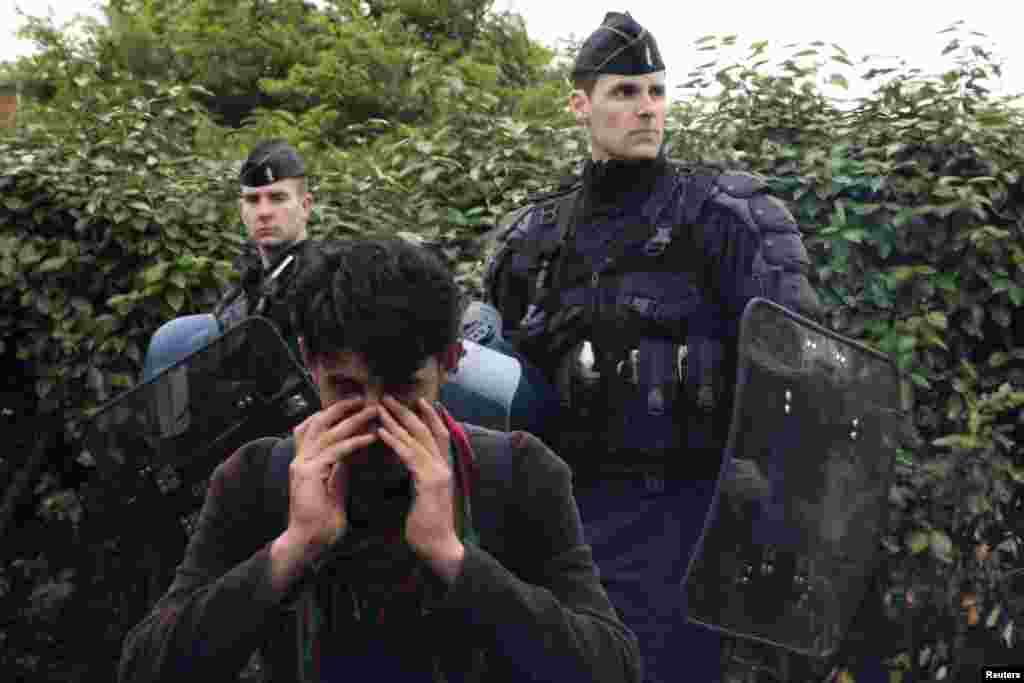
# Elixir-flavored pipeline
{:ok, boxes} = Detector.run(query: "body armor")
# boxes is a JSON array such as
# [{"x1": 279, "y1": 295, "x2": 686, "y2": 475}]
[
  {"x1": 485, "y1": 160, "x2": 818, "y2": 474},
  {"x1": 214, "y1": 239, "x2": 315, "y2": 348}
]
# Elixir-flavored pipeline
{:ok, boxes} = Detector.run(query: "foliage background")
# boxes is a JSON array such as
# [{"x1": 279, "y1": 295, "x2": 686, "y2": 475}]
[{"x1": 1, "y1": 1, "x2": 1022, "y2": 680}]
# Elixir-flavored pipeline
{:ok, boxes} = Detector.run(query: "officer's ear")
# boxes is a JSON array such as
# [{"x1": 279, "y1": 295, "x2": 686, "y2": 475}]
[{"x1": 569, "y1": 89, "x2": 591, "y2": 126}]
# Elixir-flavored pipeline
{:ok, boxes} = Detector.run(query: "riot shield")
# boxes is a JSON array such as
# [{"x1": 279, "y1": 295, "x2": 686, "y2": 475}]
[
  {"x1": 84, "y1": 315, "x2": 319, "y2": 476},
  {"x1": 683, "y1": 298, "x2": 903, "y2": 658}
]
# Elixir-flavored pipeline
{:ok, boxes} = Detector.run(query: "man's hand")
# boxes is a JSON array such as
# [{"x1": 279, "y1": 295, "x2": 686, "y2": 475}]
[
  {"x1": 285, "y1": 398, "x2": 380, "y2": 564},
  {"x1": 376, "y1": 396, "x2": 464, "y2": 582}
]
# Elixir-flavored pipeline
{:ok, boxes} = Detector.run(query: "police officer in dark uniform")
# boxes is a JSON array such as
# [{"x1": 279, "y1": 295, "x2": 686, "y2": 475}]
[
  {"x1": 215, "y1": 139, "x2": 322, "y2": 348},
  {"x1": 482, "y1": 11, "x2": 820, "y2": 683}
]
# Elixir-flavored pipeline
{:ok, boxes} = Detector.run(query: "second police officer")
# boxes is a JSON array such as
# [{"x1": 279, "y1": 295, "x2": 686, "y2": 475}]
[
  {"x1": 215, "y1": 139, "x2": 322, "y2": 350},
  {"x1": 483, "y1": 11, "x2": 821, "y2": 683}
]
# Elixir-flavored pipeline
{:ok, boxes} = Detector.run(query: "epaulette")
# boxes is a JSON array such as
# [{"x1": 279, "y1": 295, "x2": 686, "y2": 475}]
[
  {"x1": 667, "y1": 159, "x2": 724, "y2": 176},
  {"x1": 526, "y1": 180, "x2": 583, "y2": 227},
  {"x1": 526, "y1": 178, "x2": 583, "y2": 205},
  {"x1": 480, "y1": 180, "x2": 583, "y2": 247}
]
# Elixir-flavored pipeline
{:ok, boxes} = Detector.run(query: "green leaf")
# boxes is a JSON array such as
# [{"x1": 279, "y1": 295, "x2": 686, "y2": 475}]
[
  {"x1": 930, "y1": 530, "x2": 954, "y2": 563},
  {"x1": 447, "y1": 208, "x2": 467, "y2": 226},
  {"x1": 168, "y1": 271, "x2": 188, "y2": 289},
  {"x1": 18, "y1": 243, "x2": 42, "y2": 265},
  {"x1": 896, "y1": 335, "x2": 917, "y2": 352},
  {"x1": 932, "y1": 434, "x2": 981, "y2": 450},
  {"x1": 828, "y1": 73, "x2": 849, "y2": 89},
  {"x1": 925, "y1": 312, "x2": 948, "y2": 329},
  {"x1": 37, "y1": 256, "x2": 69, "y2": 273},
  {"x1": 165, "y1": 288, "x2": 184, "y2": 313},
  {"x1": 895, "y1": 449, "x2": 914, "y2": 467},
  {"x1": 989, "y1": 351, "x2": 1010, "y2": 368},
  {"x1": 141, "y1": 262, "x2": 170, "y2": 285},
  {"x1": 851, "y1": 203, "x2": 881, "y2": 216},
  {"x1": 907, "y1": 530, "x2": 930, "y2": 554},
  {"x1": 1009, "y1": 287, "x2": 1024, "y2": 307}
]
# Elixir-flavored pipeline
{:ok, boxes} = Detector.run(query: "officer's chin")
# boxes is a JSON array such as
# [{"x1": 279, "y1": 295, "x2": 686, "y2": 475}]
[
  {"x1": 618, "y1": 141, "x2": 662, "y2": 161},
  {"x1": 251, "y1": 234, "x2": 285, "y2": 248}
]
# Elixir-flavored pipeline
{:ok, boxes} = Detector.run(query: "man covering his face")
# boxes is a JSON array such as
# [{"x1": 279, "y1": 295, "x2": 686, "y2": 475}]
[{"x1": 119, "y1": 238, "x2": 641, "y2": 683}]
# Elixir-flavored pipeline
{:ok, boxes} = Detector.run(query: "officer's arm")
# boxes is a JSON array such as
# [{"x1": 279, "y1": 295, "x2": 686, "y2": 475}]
[
  {"x1": 705, "y1": 173, "x2": 821, "y2": 319},
  {"x1": 481, "y1": 208, "x2": 533, "y2": 334},
  {"x1": 118, "y1": 442, "x2": 287, "y2": 683},
  {"x1": 436, "y1": 431, "x2": 642, "y2": 683}
]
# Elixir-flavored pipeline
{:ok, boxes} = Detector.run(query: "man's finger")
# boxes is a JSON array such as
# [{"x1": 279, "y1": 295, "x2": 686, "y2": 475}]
[
  {"x1": 417, "y1": 398, "x2": 450, "y2": 446},
  {"x1": 320, "y1": 403, "x2": 378, "y2": 443},
  {"x1": 314, "y1": 431, "x2": 378, "y2": 467},
  {"x1": 319, "y1": 397, "x2": 367, "y2": 423},
  {"x1": 378, "y1": 398, "x2": 418, "y2": 449},
  {"x1": 381, "y1": 395, "x2": 433, "y2": 446}
]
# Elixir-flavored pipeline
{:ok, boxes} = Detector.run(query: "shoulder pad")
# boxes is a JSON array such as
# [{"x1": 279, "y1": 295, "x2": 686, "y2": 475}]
[
  {"x1": 669, "y1": 159, "x2": 724, "y2": 177},
  {"x1": 749, "y1": 194, "x2": 799, "y2": 234},
  {"x1": 714, "y1": 171, "x2": 767, "y2": 199}
]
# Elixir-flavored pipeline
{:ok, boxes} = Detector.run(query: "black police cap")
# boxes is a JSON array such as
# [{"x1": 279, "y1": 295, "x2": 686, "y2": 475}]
[
  {"x1": 239, "y1": 139, "x2": 305, "y2": 187},
  {"x1": 572, "y1": 11, "x2": 665, "y2": 78}
]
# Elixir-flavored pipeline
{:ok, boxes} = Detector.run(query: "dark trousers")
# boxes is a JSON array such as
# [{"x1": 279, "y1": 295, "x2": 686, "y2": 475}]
[{"x1": 574, "y1": 475, "x2": 722, "y2": 683}]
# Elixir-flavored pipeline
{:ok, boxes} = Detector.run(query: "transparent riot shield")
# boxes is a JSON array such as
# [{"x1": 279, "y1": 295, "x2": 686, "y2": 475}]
[
  {"x1": 84, "y1": 316, "x2": 319, "y2": 476},
  {"x1": 683, "y1": 298, "x2": 904, "y2": 658}
]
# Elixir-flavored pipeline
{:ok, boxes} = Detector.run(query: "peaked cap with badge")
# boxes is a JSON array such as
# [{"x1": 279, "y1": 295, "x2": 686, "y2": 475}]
[
  {"x1": 572, "y1": 11, "x2": 665, "y2": 78},
  {"x1": 239, "y1": 139, "x2": 306, "y2": 188}
]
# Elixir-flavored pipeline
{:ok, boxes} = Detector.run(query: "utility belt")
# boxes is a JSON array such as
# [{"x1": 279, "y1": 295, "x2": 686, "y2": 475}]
[{"x1": 553, "y1": 335, "x2": 727, "y2": 478}]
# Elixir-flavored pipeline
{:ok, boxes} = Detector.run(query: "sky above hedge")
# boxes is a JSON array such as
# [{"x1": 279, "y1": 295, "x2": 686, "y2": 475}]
[{"x1": 3, "y1": 0, "x2": 1023, "y2": 103}]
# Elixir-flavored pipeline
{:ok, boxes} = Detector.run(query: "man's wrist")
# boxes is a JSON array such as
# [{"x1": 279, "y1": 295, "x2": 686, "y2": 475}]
[
  {"x1": 269, "y1": 530, "x2": 320, "y2": 595},
  {"x1": 423, "y1": 539, "x2": 466, "y2": 585}
]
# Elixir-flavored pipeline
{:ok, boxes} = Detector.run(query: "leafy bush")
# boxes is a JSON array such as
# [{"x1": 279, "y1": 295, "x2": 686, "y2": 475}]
[{"x1": 669, "y1": 22, "x2": 1024, "y2": 678}]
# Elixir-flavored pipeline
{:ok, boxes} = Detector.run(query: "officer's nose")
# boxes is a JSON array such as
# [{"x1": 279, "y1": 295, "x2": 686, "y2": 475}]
[
  {"x1": 256, "y1": 197, "x2": 275, "y2": 217},
  {"x1": 636, "y1": 91, "x2": 657, "y2": 118}
]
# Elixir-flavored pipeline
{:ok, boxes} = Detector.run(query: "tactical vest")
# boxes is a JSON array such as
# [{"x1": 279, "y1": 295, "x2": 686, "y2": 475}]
[
  {"x1": 214, "y1": 240, "x2": 314, "y2": 355},
  {"x1": 487, "y1": 164, "x2": 817, "y2": 475}
]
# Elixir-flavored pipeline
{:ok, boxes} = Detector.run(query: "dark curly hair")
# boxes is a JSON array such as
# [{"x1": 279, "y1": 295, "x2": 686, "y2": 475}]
[{"x1": 289, "y1": 237, "x2": 463, "y2": 384}]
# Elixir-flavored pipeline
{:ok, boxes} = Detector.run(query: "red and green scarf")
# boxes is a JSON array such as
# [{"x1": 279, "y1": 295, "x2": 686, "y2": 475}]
[{"x1": 296, "y1": 408, "x2": 479, "y2": 682}]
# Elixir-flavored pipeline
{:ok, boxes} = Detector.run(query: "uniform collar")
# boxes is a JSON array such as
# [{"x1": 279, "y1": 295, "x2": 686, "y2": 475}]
[{"x1": 581, "y1": 156, "x2": 668, "y2": 217}]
